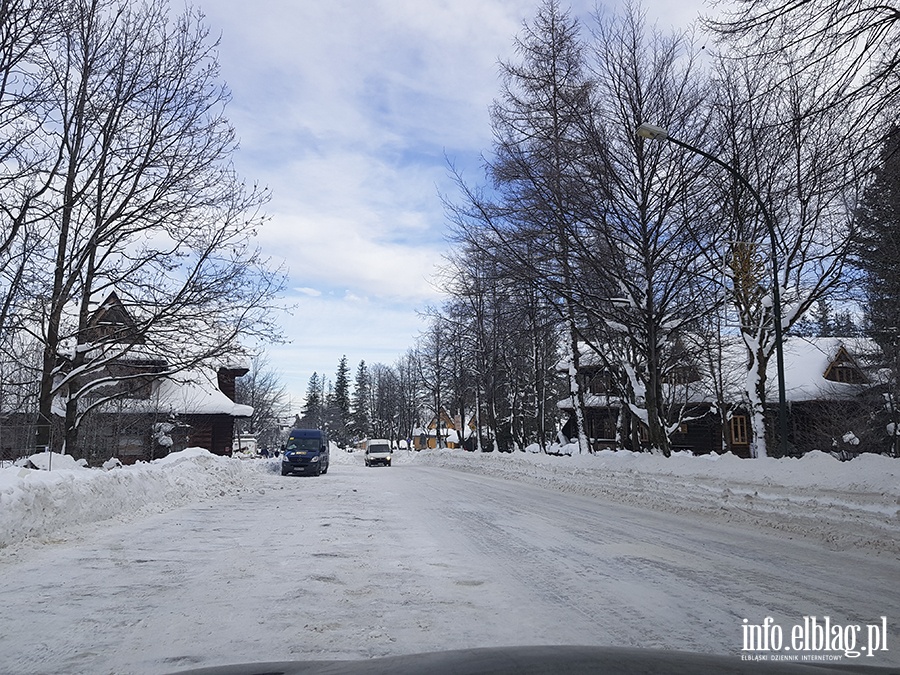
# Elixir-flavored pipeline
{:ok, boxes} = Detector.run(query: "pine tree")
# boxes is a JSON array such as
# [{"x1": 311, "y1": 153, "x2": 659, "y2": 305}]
[
  {"x1": 831, "y1": 310, "x2": 858, "y2": 337},
  {"x1": 300, "y1": 372, "x2": 323, "y2": 428},
  {"x1": 810, "y1": 299, "x2": 834, "y2": 337},
  {"x1": 857, "y1": 127, "x2": 900, "y2": 351},
  {"x1": 331, "y1": 356, "x2": 351, "y2": 446},
  {"x1": 351, "y1": 360, "x2": 371, "y2": 440},
  {"x1": 855, "y1": 125, "x2": 900, "y2": 455}
]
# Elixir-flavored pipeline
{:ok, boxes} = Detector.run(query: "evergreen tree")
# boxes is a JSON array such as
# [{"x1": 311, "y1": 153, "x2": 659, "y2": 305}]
[
  {"x1": 810, "y1": 299, "x2": 834, "y2": 337},
  {"x1": 351, "y1": 360, "x2": 371, "y2": 440},
  {"x1": 855, "y1": 125, "x2": 900, "y2": 455},
  {"x1": 799, "y1": 299, "x2": 858, "y2": 337},
  {"x1": 856, "y1": 127, "x2": 900, "y2": 350},
  {"x1": 300, "y1": 372, "x2": 323, "y2": 428},
  {"x1": 331, "y1": 356, "x2": 351, "y2": 446},
  {"x1": 831, "y1": 310, "x2": 858, "y2": 337}
]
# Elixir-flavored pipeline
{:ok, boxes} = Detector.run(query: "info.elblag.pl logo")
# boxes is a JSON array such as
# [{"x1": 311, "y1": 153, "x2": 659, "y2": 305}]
[{"x1": 741, "y1": 616, "x2": 890, "y2": 661}]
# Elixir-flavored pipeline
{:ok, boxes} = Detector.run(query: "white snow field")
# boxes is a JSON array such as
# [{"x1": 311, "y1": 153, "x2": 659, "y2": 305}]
[{"x1": 0, "y1": 447, "x2": 897, "y2": 674}]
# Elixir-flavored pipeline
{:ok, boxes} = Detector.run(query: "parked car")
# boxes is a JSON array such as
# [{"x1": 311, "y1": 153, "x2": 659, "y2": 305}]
[
  {"x1": 364, "y1": 439, "x2": 392, "y2": 467},
  {"x1": 281, "y1": 429, "x2": 330, "y2": 476}
]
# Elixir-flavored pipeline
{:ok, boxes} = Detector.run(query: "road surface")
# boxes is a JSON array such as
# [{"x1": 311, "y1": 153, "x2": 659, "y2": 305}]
[{"x1": 0, "y1": 459, "x2": 896, "y2": 674}]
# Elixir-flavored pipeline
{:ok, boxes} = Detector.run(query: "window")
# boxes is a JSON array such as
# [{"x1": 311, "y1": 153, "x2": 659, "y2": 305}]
[
  {"x1": 662, "y1": 366, "x2": 701, "y2": 385},
  {"x1": 587, "y1": 415, "x2": 616, "y2": 440},
  {"x1": 588, "y1": 372, "x2": 612, "y2": 394},
  {"x1": 827, "y1": 364, "x2": 865, "y2": 384},
  {"x1": 731, "y1": 415, "x2": 749, "y2": 445}
]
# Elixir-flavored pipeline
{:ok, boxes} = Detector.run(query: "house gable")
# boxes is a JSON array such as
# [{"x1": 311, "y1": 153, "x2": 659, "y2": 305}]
[
  {"x1": 427, "y1": 409, "x2": 456, "y2": 432},
  {"x1": 823, "y1": 345, "x2": 868, "y2": 385},
  {"x1": 83, "y1": 291, "x2": 142, "y2": 344}
]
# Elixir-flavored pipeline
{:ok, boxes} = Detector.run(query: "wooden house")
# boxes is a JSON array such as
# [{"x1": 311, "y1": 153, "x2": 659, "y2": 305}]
[
  {"x1": 413, "y1": 409, "x2": 476, "y2": 450},
  {"x1": 62, "y1": 293, "x2": 251, "y2": 463},
  {"x1": 558, "y1": 336, "x2": 875, "y2": 457}
]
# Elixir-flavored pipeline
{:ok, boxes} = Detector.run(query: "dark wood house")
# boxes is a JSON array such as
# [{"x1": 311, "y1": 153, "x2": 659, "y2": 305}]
[
  {"x1": 559, "y1": 337, "x2": 874, "y2": 457},
  {"x1": 52, "y1": 293, "x2": 251, "y2": 464}
]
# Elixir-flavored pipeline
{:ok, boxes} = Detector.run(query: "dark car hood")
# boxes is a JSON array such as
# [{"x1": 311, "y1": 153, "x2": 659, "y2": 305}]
[{"x1": 170, "y1": 645, "x2": 899, "y2": 675}]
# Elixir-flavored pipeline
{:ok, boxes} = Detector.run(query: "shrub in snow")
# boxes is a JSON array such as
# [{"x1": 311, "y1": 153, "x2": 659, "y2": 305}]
[
  {"x1": 102, "y1": 457, "x2": 123, "y2": 471},
  {"x1": 546, "y1": 442, "x2": 580, "y2": 456},
  {"x1": 152, "y1": 422, "x2": 175, "y2": 448}
]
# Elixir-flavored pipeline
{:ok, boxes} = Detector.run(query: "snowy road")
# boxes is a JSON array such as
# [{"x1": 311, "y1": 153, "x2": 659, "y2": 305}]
[{"x1": 1, "y1": 458, "x2": 897, "y2": 674}]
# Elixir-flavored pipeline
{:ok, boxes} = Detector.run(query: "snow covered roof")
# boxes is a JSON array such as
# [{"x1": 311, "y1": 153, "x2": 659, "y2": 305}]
[
  {"x1": 155, "y1": 370, "x2": 253, "y2": 417},
  {"x1": 776, "y1": 337, "x2": 873, "y2": 402},
  {"x1": 561, "y1": 336, "x2": 876, "y2": 406},
  {"x1": 119, "y1": 369, "x2": 253, "y2": 417},
  {"x1": 217, "y1": 356, "x2": 252, "y2": 372}
]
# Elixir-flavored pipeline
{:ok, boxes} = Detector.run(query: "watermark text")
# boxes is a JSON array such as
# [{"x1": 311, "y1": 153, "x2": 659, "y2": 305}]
[{"x1": 741, "y1": 616, "x2": 889, "y2": 659}]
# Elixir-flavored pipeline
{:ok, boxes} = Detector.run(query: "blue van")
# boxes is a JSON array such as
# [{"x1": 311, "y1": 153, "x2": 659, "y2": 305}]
[{"x1": 281, "y1": 428, "x2": 330, "y2": 476}]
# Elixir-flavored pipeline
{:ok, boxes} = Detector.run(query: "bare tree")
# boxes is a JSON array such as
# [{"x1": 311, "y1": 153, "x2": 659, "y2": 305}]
[
  {"x1": 445, "y1": 1, "x2": 723, "y2": 456},
  {"x1": 369, "y1": 362, "x2": 401, "y2": 444},
  {"x1": 568, "y1": 4, "x2": 719, "y2": 456},
  {"x1": 447, "y1": 0, "x2": 595, "y2": 452},
  {"x1": 441, "y1": 245, "x2": 561, "y2": 452},
  {"x1": 20, "y1": 0, "x2": 284, "y2": 454},
  {"x1": 416, "y1": 315, "x2": 450, "y2": 449},
  {"x1": 234, "y1": 354, "x2": 289, "y2": 450},
  {"x1": 0, "y1": 0, "x2": 63, "y2": 363},
  {"x1": 707, "y1": 0, "x2": 900, "y2": 116},
  {"x1": 698, "y1": 39, "x2": 874, "y2": 456},
  {"x1": 429, "y1": 301, "x2": 475, "y2": 450},
  {"x1": 394, "y1": 349, "x2": 422, "y2": 447}
]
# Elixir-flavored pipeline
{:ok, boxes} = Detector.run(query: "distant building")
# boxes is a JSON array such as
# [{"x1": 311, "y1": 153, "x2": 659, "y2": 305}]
[{"x1": 412, "y1": 409, "x2": 476, "y2": 450}]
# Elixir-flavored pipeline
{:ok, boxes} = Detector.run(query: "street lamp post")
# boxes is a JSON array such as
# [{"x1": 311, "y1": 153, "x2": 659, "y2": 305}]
[{"x1": 636, "y1": 122, "x2": 789, "y2": 458}]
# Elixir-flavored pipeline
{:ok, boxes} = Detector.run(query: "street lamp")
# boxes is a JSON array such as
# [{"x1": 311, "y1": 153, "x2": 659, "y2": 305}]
[{"x1": 636, "y1": 122, "x2": 789, "y2": 458}]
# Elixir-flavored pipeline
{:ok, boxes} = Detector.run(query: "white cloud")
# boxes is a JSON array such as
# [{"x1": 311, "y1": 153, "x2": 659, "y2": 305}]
[
  {"x1": 196, "y1": 0, "x2": 709, "y2": 406},
  {"x1": 294, "y1": 287, "x2": 322, "y2": 297}
]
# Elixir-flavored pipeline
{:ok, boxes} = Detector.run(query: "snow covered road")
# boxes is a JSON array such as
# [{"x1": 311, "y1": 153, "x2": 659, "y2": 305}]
[{"x1": 1, "y1": 453, "x2": 897, "y2": 674}]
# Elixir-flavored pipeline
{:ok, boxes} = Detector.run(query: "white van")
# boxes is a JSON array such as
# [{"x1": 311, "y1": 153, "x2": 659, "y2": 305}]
[{"x1": 364, "y1": 439, "x2": 392, "y2": 467}]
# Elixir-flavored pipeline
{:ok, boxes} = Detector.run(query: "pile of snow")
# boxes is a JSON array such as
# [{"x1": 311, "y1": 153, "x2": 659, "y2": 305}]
[
  {"x1": 0, "y1": 448, "x2": 273, "y2": 550},
  {"x1": 19, "y1": 452, "x2": 87, "y2": 471}
]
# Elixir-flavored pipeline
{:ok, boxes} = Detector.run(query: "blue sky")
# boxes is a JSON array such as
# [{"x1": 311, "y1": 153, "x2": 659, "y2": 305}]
[{"x1": 198, "y1": 0, "x2": 703, "y2": 410}]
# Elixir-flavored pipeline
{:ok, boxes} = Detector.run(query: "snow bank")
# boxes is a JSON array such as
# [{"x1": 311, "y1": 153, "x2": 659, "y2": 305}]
[
  {"x1": 411, "y1": 448, "x2": 900, "y2": 556},
  {"x1": 2, "y1": 444, "x2": 896, "y2": 557},
  {"x1": 0, "y1": 448, "x2": 270, "y2": 549}
]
